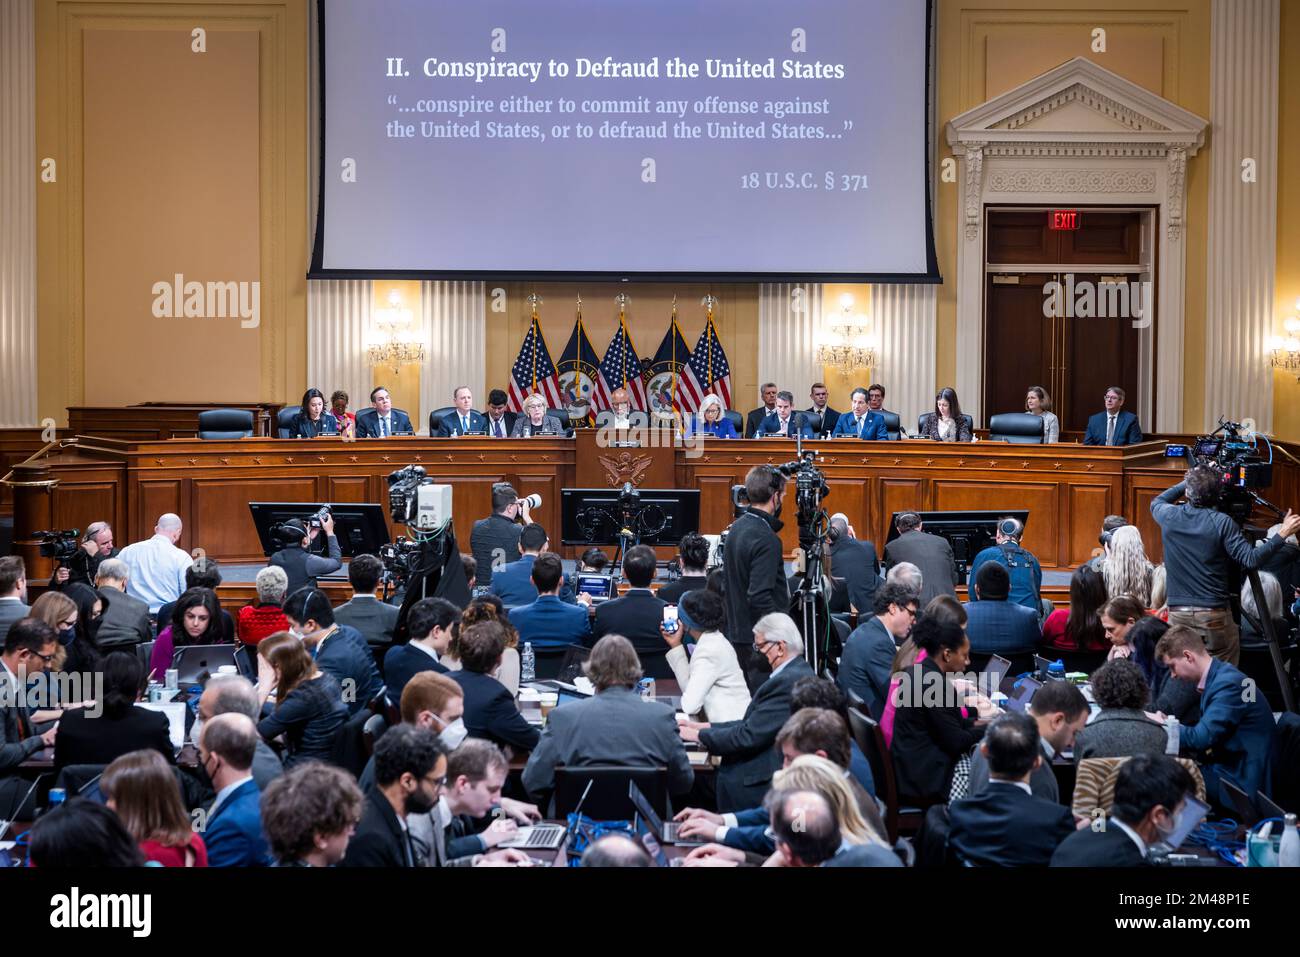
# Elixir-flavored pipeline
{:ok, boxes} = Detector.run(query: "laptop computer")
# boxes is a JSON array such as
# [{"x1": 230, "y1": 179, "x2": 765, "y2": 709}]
[
  {"x1": 575, "y1": 573, "x2": 615, "y2": 604},
  {"x1": 981, "y1": 655, "x2": 1013, "y2": 696},
  {"x1": 1033, "y1": 655, "x2": 1054, "y2": 681},
  {"x1": 1223, "y1": 780, "x2": 1260, "y2": 826},
  {"x1": 636, "y1": 818, "x2": 684, "y2": 867},
  {"x1": 1003, "y1": 676, "x2": 1042, "y2": 713},
  {"x1": 1150, "y1": 794, "x2": 1211, "y2": 856},
  {"x1": 499, "y1": 821, "x2": 568, "y2": 850},
  {"x1": 629, "y1": 780, "x2": 701, "y2": 846},
  {"x1": 1256, "y1": 790, "x2": 1288, "y2": 821}
]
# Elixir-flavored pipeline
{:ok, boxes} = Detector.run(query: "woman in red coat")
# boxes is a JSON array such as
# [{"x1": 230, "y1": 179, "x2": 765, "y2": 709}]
[{"x1": 237, "y1": 565, "x2": 291, "y2": 646}]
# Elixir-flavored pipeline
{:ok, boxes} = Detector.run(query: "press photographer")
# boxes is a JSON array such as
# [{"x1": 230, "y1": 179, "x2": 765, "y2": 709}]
[
  {"x1": 723, "y1": 465, "x2": 790, "y2": 690},
  {"x1": 45, "y1": 522, "x2": 117, "y2": 591},
  {"x1": 268, "y1": 509, "x2": 342, "y2": 595},
  {"x1": 469, "y1": 482, "x2": 536, "y2": 588}
]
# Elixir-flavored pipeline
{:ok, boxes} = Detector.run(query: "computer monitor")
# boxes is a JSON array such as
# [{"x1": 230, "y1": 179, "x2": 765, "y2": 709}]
[
  {"x1": 248, "y1": 502, "x2": 391, "y2": 559},
  {"x1": 560, "y1": 489, "x2": 701, "y2": 547},
  {"x1": 1004, "y1": 676, "x2": 1042, "y2": 713},
  {"x1": 885, "y1": 510, "x2": 1030, "y2": 584}
]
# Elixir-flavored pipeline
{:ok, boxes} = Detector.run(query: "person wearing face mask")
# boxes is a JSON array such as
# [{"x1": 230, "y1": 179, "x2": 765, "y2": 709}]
[
  {"x1": 282, "y1": 588, "x2": 384, "y2": 717},
  {"x1": 358, "y1": 671, "x2": 467, "y2": 791},
  {"x1": 254, "y1": 632, "x2": 349, "y2": 769},
  {"x1": 722, "y1": 465, "x2": 791, "y2": 692},
  {"x1": 196, "y1": 674, "x2": 283, "y2": 791},
  {"x1": 1051, "y1": 752, "x2": 1196, "y2": 866},
  {"x1": 382, "y1": 597, "x2": 457, "y2": 700},
  {"x1": 199, "y1": 712, "x2": 273, "y2": 867}
]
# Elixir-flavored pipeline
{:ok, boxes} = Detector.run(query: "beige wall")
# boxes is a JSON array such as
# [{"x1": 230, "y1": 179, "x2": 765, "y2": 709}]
[{"x1": 1274, "y1": 0, "x2": 1300, "y2": 440}]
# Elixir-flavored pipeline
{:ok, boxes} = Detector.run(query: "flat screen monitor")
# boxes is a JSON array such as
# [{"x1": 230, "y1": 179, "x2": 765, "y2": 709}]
[
  {"x1": 560, "y1": 489, "x2": 700, "y2": 547},
  {"x1": 247, "y1": 502, "x2": 392, "y2": 559},
  {"x1": 885, "y1": 510, "x2": 1030, "y2": 583}
]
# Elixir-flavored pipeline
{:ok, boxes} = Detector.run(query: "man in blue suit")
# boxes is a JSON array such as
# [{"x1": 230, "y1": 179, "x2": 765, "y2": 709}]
[
  {"x1": 355, "y1": 386, "x2": 414, "y2": 437},
  {"x1": 949, "y1": 712, "x2": 1076, "y2": 866},
  {"x1": 1083, "y1": 385, "x2": 1143, "y2": 446},
  {"x1": 1157, "y1": 626, "x2": 1277, "y2": 807},
  {"x1": 964, "y1": 562, "x2": 1041, "y2": 659},
  {"x1": 831, "y1": 387, "x2": 889, "y2": 441},
  {"x1": 508, "y1": 553, "x2": 592, "y2": 650},
  {"x1": 383, "y1": 596, "x2": 456, "y2": 700},
  {"x1": 489, "y1": 523, "x2": 577, "y2": 607},
  {"x1": 200, "y1": 713, "x2": 271, "y2": 867},
  {"x1": 837, "y1": 582, "x2": 917, "y2": 718},
  {"x1": 435, "y1": 386, "x2": 489, "y2": 437},
  {"x1": 759, "y1": 391, "x2": 814, "y2": 438}
]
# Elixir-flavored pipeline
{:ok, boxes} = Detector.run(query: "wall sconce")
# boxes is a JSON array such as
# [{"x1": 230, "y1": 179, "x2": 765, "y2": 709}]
[
  {"x1": 816, "y1": 293, "x2": 877, "y2": 376},
  {"x1": 366, "y1": 289, "x2": 426, "y2": 374}
]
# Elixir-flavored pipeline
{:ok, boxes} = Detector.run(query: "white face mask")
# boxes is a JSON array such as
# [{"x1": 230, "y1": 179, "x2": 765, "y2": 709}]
[{"x1": 439, "y1": 718, "x2": 468, "y2": 751}]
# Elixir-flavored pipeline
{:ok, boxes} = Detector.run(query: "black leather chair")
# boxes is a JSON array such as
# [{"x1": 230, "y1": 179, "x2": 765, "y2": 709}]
[
  {"x1": 276, "y1": 405, "x2": 301, "y2": 438},
  {"x1": 723, "y1": 409, "x2": 744, "y2": 434},
  {"x1": 553, "y1": 765, "x2": 669, "y2": 821},
  {"x1": 197, "y1": 409, "x2": 254, "y2": 440},
  {"x1": 988, "y1": 413, "x2": 1045, "y2": 444},
  {"x1": 880, "y1": 411, "x2": 902, "y2": 440},
  {"x1": 171, "y1": 643, "x2": 238, "y2": 684},
  {"x1": 428, "y1": 407, "x2": 456, "y2": 436}
]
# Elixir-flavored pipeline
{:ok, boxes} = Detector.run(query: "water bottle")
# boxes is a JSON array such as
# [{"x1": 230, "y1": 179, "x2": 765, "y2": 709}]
[
  {"x1": 1280, "y1": 814, "x2": 1300, "y2": 868},
  {"x1": 520, "y1": 642, "x2": 535, "y2": 684},
  {"x1": 1165, "y1": 716, "x2": 1181, "y2": 755},
  {"x1": 48, "y1": 788, "x2": 67, "y2": 808},
  {"x1": 1047, "y1": 660, "x2": 1066, "y2": 681}
]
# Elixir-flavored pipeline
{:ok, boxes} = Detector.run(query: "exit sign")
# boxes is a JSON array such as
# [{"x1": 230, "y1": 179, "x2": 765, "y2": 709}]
[{"x1": 1049, "y1": 209, "x2": 1080, "y2": 230}]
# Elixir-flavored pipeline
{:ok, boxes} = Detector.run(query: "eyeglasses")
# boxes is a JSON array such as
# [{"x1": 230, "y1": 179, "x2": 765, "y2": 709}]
[
  {"x1": 424, "y1": 773, "x2": 448, "y2": 788},
  {"x1": 32, "y1": 651, "x2": 56, "y2": 664}
]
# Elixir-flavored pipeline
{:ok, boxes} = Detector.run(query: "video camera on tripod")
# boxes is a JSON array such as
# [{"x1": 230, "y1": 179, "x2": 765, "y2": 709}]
[
  {"x1": 1188, "y1": 418, "x2": 1275, "y2": 524},
  {"x1": 34, "y1": 529, "x2": 80, "y2": 562}
]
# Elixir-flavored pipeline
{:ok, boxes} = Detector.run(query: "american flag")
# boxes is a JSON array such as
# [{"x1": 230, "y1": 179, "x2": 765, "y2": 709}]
[
  {"x1": 507, "y1": 317, "x2": 564, "y2": 412},
  {"x1": 678, "y1": 315, "x2": 732, "y2": 414},
  {"x1": 598, "y1": 316, "x2": 647, "y2": 411}
]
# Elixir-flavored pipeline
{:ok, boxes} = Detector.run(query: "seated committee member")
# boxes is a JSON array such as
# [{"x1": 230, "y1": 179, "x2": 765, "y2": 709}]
[
  {"x1": 333, "y1": 554, "x2": 400, "y2": 659},
  {"x1": 283, "y1": 588, "x2": 383, "y2": 717},
  {"x1": 489, "y1": 523, "x2": 575, "y2": 606},
  {"x1": 593, "y1": 387, "x2": 650, "y2": 431},
  {"x1": 948, "y1": 712, "x2": 1075, "y2": 867},
  {"x1": 805, "y1": 382, "x2": 840, "y2": 438},
  {"x1": 199, "y1": 713, "x2": 272, "y2": 867},
  {"x1": 966, "y1": 678, "x2": 1088, "y2": 803},
  {"x1": 54, "y1": 651, "x2": 174, "y2": 773},
  {"x1": 449, "y1": 621, "x2": 539, "y2": 754},
  {"x1": 355, "y1": 386, "x2": 413, "y2": 438},
  {"x1": 1156, "y1": 625, "x2": 1276, "y2": 805},
  {"x1": 916, "y1": 388, "x2": 973, "y2": 442},
  {"x1": 255, "y1": 632, "x2": 349, "y2": 768},
  {"x1": 759, "y1": 391, "x2": 814, "y2": 438},
  {"x1": 510, "y1": 393, "x2": 566, "y2": 437},
  {"x1": 1, "y1": 620, "x2": 60, "y2": 820},
  {"x1": 1083, "y1": 385, "x2": 1143, "y2": 446},
  {"x1": 259, "y1": 762, "x2": 364, "y2": 868},
  {"x1": 236, "y1": 566, "x2": 291, "y2": 647},
  {"x1": 682, "y1": 613, "x2": 814, "y2": 812},
  {"x1": 884, "y1": 512, "x2": 958, "y2": 606},
  {"x1": 592, "y1": 545, "x2": 666, "y2": 662},
  {"x1": 1073, "y1": 659, "x2": 1168, "y2": 760},
  {"x1": 435, "y1": 386, "x2": 488, "y2": 437},
  {"x1": 657, "y1": 532, "x2": 711, "y2": 604},
  {"x1": 1025, "y1": 386, "x2": 1060, "y2": 444},
  {"x1": 523, "y1": 635, "x2": 694, "y2": 799},
  {"x1": 744, "y1": 382, "x2": 780, "y2": 438},
  {"x1": 116, "y1": 512, "x2": 192, "y2": 613},
  {"x1": 268, "y1": 515, "x2": 342, "y2": 597},
  {"x1": 684, "y1": 394, "x2": 738, "y2": 439},
  {"x1": 289, "y1": 388, "x2": 339, "y2": 438},
  {"x1": 329, "y1": 390, "x2": 356, "y2": 432},
  {"x1": 102, "y1": 749, "x2": 208, "y2": 867},
  {"x1": 1051, "y1": 753, "x2": 1196, "y2": 866},
  {"x1": 383, "y1": 597, "x2": 456, "y2": 699},
  {"x1": 92, "y1": 558, "x2": 152, "y2": 649},
  {"x1": 831, "y1": 387, "x2": 888, "y2": 440},
  {"x1": 509, "y1": 553, "x2": 591, "y2": 650},
  {"x1": 964, "y1": 563, "x2": 1041, "y2": 660},
  {"x1": 838, "y1": 583, "x2": 918, "y2": 718},
  {"x1": 660, "y1": 589, "x2": 751, "y2": 723},
  {"x1": 470, "y1": 482, "x2": 532, "y2": 588},
  {"x1": 482, "y1": 389, "x2": 517, "y2": 439}
]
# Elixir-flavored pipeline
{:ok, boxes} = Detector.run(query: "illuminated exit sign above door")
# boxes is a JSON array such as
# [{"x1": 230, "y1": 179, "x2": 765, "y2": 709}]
[{"x1": 1049, "y1": 209, "x2": 1080, "y2": 231}]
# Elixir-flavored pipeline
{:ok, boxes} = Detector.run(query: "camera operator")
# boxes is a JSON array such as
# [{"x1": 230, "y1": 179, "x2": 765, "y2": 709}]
[
  {"x1": 269, "y1": 513, "x2": 342, "y2": 596},
  {"x1": 724, "y1": 465, "x2": 791, "y2": 690},
  {"x1": 52, "y1": 522, "x2": 117, "y2": 591},
  {"x1": 1151, "y1": 466, "x2": 1300, "y2": 666},
  {"x1": 469, "y1": 483, "x2": 534, "y2": 588}
]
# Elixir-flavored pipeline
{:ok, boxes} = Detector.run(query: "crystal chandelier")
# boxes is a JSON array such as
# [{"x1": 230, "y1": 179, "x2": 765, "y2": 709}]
[
  {"x1": 816, "y1": 293, "x2": 877, "y2": 375},
  {"x1": 366, "y1": 289, "x2": 426, "y2": 373}
]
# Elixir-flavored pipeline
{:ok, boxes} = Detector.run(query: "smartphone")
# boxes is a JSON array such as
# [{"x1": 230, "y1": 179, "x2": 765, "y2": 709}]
[{"x1": 662, "y1": 605, "x2": 679, "y2": 634}]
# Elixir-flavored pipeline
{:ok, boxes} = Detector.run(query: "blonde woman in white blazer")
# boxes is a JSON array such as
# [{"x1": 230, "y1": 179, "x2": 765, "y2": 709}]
[{"x1": 659, "y1": 589, "x2": 752, "y2": 723}]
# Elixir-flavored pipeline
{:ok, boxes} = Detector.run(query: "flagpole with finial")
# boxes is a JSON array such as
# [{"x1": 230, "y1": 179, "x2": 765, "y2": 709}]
[
  {"x1": 527, "y1": 292, "x2": 543, "y2": 394},
  {"x1": 702, "y1": 293, "x2": 717, "y2": 394},
  {"x1": 670, "y1": 294, "x2": 679, "y2": 415},
  {"x1": 615, "y1": 292, "x2": 630, "y2": 390}
]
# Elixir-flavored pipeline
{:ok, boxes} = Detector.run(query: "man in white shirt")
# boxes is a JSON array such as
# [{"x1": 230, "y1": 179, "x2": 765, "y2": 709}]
[{"x1": 116, "y1": 513, "x2": 192, "y2": 613}]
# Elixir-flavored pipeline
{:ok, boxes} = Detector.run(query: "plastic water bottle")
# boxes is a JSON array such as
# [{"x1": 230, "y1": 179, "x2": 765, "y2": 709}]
[
  {"x1": 1165, "y1": 717, "x2": 1180, "y2": 755},
  {"x1": 520, "y1": 642, "x2": 535, "y2": 684},
  {"x1": 1047, "y1": 660, "x2": 1066, "y2": 681},
  {"x1": 1280, "y1": 814, "x2": 1300, "y2": 867}
]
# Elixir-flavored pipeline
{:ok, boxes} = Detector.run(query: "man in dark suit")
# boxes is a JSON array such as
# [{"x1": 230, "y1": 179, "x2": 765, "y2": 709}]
[
  {"x1": 963, "y1": 562, "x2": 1041, "y2": 659},
  {"x1": 592, "y1": 545, "x2": 666, "y2": 666},
  {"x1": 343, "y1": 725, "x2": 446, "y2": 867},
  {"x1": 828, "y1": 514, "x2": 880, "y2": 614},
  {"x1": 510, "y1": 553, "x2": 592, "y2": 651},
  {"x1": 92, "y1": 559, "x2": 152, "y2": 648},
  {"x1": 759, "y1": 391, "x2": 814, "y2": 438},
  {"x1": 593, "y1": 387, "x2": 651, "y2": 432},
  {"x1": 448, "y1": 621, "x2": 540, "y2": 754},
  {"x1": 482, "y1": 389, "x2": 518, "y2": 439},
  {"x1": 383, "y1": 597, "x2": 456, "y2": 701},
  {"x1": 948, "y1": 712, "x2": 1075, "y2": 866},
  {"x1": 684, "y1": 613, "x2": 814, "y2": 812},
  {"x1": 333, "y1": 555, "x2": 401, "y2": 660},
  {"x1": 1157, "y1": 626, "x2": 1277, "y2": 805},
  {"x1": 804, "y1": 382, "x2": 841, "y2": 439},
  {"x1": 470, "y1": 483, "x2": 531, "y2": 587},
  {"x1": 744, "y1": 382, "x2": 779, "y2": 438},
  {"x1": 434, "y1": 386, "x2": 489, "y2": 437},
  {"x1": 354, "y1": 386, "x2": 414, "y2": 438},
  {"x1": 656, "y1": 532, "x2": 710, "y2": 604},
  {"x1": 883, "y1": 512, "x2": 958, "y2": 606},
  {"x1": 838, "y1": 583, "x2": 917, "y2": 717},
  {"x1": 1, "y1": 619, "x2": 59, "y2": 819},
  {"x1": 284, "y1": 589, "x2": 384, "y2": 717},
  {"x1": 966, "y1": 678, "x2": 1089, "y2": 803},
  {"x1": 1083, "y1": 385, "x2": 1143, "y2": 446},
  {"x1": 489, "y1": 523, "x2": 577, "y2": 607},
  {"x1": 723, "y1": 466, "x2": 791, "y2": 681},
  {"x1": 0, "y1": 556, "x2": 31, "y2": 648},
  {"x1": 831, "y1": 387, "x2": 889, "y2": 440},
  {"x1": 522, "y1": 634, "x2": 694, "y2": 798},
  {"x1": 199, "y1": 713, "x2": 272, "y2": 867},
  {"x1": 1052, "y1": 753, "x2": 1195, "y2": 866}
]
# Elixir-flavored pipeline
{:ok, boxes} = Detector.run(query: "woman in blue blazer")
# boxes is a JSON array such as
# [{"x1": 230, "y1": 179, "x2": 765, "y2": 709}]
[
  {"x1": 686, "y1": 395, "x2": 738, "y2": 439},
  {"x1": 290, "y1": 388, "x2": 340, "y2": 438}
]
